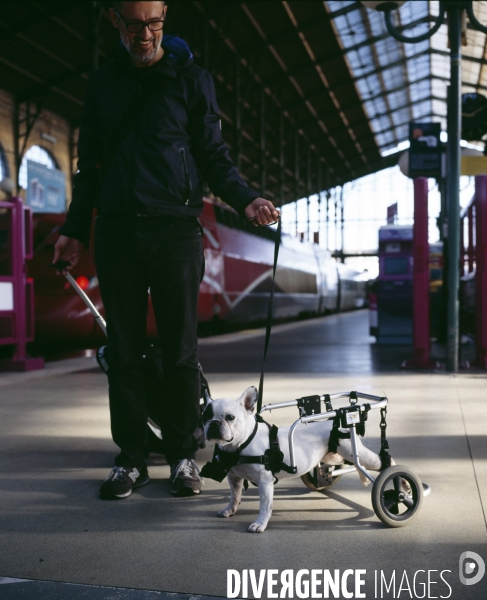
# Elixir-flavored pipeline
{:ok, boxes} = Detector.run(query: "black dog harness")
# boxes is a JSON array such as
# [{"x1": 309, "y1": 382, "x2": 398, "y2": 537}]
[
  {"x1": 327, "y1": 394, "x2": 392, "y2": 471},
  {"x1": 200, "y1": 415, "x2": 295, "y2": 485}
]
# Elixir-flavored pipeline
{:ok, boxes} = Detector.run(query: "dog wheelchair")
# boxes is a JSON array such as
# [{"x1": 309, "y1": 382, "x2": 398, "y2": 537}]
[{"x1": 259, "y1": 390, "x2": 431, "y2": 528}]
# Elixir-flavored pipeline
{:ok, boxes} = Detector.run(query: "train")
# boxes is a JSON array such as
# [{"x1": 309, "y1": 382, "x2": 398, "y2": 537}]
[{"x1": 28, "y1": 197, "x2": 369, "y2": 348}]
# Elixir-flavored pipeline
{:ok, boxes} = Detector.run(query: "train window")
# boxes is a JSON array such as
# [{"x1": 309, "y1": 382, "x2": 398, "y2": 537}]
[
  {"x1": 18, "y1": 145, "x2": 59, "y2": 190},
  {"x1": 385, "y1": 257, "x2": 408, "y2": 275}
]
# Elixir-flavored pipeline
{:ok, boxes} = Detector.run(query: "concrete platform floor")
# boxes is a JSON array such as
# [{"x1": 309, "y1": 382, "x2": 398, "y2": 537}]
[{"x1": 0, "y1": 310, "x2": 486, "y2": 599}]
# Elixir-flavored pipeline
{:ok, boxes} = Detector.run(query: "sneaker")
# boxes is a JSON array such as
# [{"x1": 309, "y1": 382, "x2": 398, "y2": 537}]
[
  {"x1": 99, "y1": 465, "x2": 150, "y2": 500},
  {"x1": 170, "y1": 459, "x2": 203, "y2": 497}
]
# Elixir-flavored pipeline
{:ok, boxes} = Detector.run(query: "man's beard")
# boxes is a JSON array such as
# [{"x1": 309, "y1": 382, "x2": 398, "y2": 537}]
[{"x1": 121, "y1": 33, "x2": 162, "y2": 63}]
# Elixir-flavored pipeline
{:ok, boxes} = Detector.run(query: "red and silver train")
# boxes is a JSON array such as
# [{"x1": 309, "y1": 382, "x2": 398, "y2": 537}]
[{"x1": 29, "y1": 197, "x2": 368, "y2": 348}]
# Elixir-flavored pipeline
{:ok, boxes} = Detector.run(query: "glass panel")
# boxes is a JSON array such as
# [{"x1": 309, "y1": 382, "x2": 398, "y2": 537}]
[{"x1": 18, "y1": 145, "x2": 58, "y2": 190}]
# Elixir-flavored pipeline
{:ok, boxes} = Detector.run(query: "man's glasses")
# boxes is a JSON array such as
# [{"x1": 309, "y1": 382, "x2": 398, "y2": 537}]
[{"x1": 115, "y1": 10, "x2": 165, "y2": 33}]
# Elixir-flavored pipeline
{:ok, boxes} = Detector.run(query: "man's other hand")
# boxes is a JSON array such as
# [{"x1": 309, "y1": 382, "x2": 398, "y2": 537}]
[
  {"x1": 52, "y1": 235, "x2": 82, "y2": 274},
  {"x1": 244, "y1": 197, "x2": 280, "y2": 226}
]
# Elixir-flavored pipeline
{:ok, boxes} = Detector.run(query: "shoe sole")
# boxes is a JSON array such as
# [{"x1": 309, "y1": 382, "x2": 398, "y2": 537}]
[{"x1": 100, "y1": 475, "x2": 150, "y2": 500}]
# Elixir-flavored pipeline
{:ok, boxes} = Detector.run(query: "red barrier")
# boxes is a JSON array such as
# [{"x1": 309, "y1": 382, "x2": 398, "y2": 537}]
[
  {"x1": 0, "y1": 197, "x2": 44, "y2": 371},
  {"x1": 474, "y1": 176, "x2": 487, "y2": 368}
]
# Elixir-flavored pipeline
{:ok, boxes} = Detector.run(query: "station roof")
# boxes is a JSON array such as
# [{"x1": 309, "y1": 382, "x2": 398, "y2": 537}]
[{"x1": 1, "y1": 1, "x2": 487, "y2": 203}]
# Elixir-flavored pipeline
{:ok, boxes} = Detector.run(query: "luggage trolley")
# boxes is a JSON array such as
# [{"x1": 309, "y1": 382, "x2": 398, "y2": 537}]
[{"x1": 260, "y1": 391, "x2": 431, "y2": 528}]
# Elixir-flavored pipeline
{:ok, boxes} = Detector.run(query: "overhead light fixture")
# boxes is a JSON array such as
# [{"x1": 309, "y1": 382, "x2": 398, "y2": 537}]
[{"x1": 40, "y1": 132, "x2": 57, "y2": 144}]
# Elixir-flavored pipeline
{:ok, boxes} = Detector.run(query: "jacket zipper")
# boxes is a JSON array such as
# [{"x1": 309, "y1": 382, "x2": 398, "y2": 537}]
[{"x1": 179, "y1": 148, "x2": 192, "y2": 205}]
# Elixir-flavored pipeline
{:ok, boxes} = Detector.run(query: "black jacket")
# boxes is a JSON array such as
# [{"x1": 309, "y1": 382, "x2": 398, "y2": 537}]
[{"x1": 60, "y1": 37, "x2": 260, "y2": 241}]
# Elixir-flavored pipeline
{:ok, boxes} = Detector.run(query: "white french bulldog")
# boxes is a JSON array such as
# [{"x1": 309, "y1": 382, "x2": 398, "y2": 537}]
[{"x1": 202, "y1": 386, "x2": 384, "y2": 533}]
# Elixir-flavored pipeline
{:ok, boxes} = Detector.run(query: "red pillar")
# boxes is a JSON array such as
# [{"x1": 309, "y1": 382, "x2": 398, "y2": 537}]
[{"x1": 474, "y1": 176, "x2": 487, "y2": 368}]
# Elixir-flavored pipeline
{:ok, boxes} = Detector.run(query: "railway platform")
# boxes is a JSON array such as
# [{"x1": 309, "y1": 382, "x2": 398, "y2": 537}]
[{"x1": 0, "y1": 310, "x2": 486, "y2": 599}]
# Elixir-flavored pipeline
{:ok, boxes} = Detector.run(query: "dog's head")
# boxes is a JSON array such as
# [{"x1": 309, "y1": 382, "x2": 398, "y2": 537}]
[{"x1": 202, "y1": 386, "x2": 258, "y2": 448}]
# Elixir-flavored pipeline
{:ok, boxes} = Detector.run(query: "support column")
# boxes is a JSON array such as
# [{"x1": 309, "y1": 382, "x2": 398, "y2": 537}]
[
  {"x1": 307, "y1": 197, "x2": 310, "y2": 242},
  {"x1": 306, "y1": 148, "x2": 311, "y2": 241},
  {"x1": 294, "y1": 129, "x2": 300, "y2": 200},
  {"x1": 13, "y1": 100, "x2": 20, "y2": 193},
  {"x1": 295, "y1": 201, "x2": 299, "y2": 238},
  {"x1": 316, "y1": 158, "x2": 322, "y2": 245},
  {"x1": 14, "y1": 100, "x2": 43, "y2": 191},
  {"x1": 326, "y1": 188, "x2": 330, "y2": 251},
  {"x1": 340, "y1": 186, "x2": 345, "y2": 263},
  {"x1": 438, "y1": 176, "x2": 448, "y2": 343},
  {"x1": 404, "y1": 178, "x2": 431, "y2": 368},
  {"x1": 294, "y1": 130, "x2": 300, "y2": 237},
  {"x1": 279, "y1": 112, "x2": 285, "y2": 205},
  {"x1": 446, "y1": 5, "x2": 463, "y2": 372},
  {"x1": 474, "y1": 175, "x2": 487, "y2": 368},
  {"x1": 335, "y1": 188, "x2": 339, "y2": 255}
]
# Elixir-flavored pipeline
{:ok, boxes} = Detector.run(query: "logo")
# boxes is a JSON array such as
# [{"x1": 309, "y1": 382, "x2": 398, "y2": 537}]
[{"x1": 459, "y1": 551, "x2": 485, "y2": 586}]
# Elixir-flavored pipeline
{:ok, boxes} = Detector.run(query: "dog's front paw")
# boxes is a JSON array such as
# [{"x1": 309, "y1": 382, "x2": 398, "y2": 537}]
[
  {"x1": 218, "y1": 506, "x2": 236, "y2": 518},
  {"x1": 248, "y1": 521, "x2": 267, "y2": 533}
]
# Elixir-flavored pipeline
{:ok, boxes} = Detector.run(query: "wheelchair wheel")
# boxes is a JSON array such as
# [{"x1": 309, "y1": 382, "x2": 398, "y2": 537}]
[
  {"x1": 301, "y1": 462, "x2": 342, "y2": 491},
  {"x1": 371, "y1": 465, "x2": 423, "y2": 527}
]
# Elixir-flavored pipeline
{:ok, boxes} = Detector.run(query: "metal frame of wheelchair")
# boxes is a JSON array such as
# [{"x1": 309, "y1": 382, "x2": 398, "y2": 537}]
[{"x1": 259, "y1": 390, "x2": 430, "y2": 528}]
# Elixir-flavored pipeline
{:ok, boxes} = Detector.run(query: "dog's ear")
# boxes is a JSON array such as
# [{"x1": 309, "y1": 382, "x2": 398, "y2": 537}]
[
  {"x1": 202, "y1": 399, "x2": 214, "y2": 424},
  {"x1": 237, "y1": 386, "x2": 258, "y2": 413}
]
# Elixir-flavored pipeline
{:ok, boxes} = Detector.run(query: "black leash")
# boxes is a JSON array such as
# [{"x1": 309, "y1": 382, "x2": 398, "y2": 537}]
[
  {"x1": 201, "y1": 220, "x2": 295, "y2": 486},
  {"x1": 257, "y1": 217, "x2": 282, "y2": 414}
]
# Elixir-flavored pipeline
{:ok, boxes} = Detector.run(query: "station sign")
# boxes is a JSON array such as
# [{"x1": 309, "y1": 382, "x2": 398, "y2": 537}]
[
  {"x1": 26, "y1": 160, "x2": 66, "y2": 213},
  {"x1": 408, "y1": 122, "x2": 442, "y2": 179}
]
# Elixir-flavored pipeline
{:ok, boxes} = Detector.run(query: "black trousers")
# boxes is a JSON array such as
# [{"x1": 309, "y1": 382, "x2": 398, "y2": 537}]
[{"x1": 94, "y1": 211, "x2": 204, "y2": 469}]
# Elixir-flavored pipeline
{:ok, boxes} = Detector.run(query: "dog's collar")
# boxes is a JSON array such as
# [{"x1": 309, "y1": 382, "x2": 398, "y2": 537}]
[
  {"x1": 228, "y1": 419, "x2": 259, "y2": 454},
  {"x1": 200, "y1": 420, "x2": 259, "y2": 483}
]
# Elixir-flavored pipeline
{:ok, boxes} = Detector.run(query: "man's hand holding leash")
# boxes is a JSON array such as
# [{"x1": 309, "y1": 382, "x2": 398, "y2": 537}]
[{"x1": 244, "y1": 197, "x2": 280, "y2": 226}]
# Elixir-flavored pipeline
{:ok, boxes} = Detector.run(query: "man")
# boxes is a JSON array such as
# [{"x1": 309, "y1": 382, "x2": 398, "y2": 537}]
[{"x1": 53, "y1": 0, "x2": 279, "y2": 500}]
